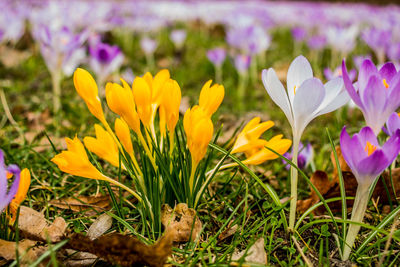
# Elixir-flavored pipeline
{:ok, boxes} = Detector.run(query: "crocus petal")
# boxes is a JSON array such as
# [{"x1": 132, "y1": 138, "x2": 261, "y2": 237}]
[
  {"x1": 262, "y1": 69, "x2": 293, "y2": 127},
  {"x1": 358, "y1": 59, "x2": 378, "y2": 92},
  {"x1": 381, "y1": 129, "x2": 400, "y2": 162},
  {"x1": 386, "y1": 112, "x2": 400, "y2": 136},
  {"x1": 386, "y1": 80, "x2": 400, "y2": 113},
  {"x1": 317, "y1": 78, "x2": 349, "y2": 115},
  {"x1": 340, "y1": 127, "x2": 364, "y2": 174},
  {"x1": 357, "y1": 126, "x2": 379, "y2": 147},
  {"x1": 292, "y1": 78, "x2": 325, "y2": 134},
  {"x1": 342, "y1": 60, "x2": 364, "y2": 109},
  {"x1": 379, "y1": 62, "x2": 397, "y2": 83},
  {"x1": 356, "y1": 150, "x2": 388, "y2": 183},
  {"x1": 287, "y1": 55, "x2": 313, "y2": 104},
  {"x1": 317, "y1": 90, "x2": 350, "y2": 116}
]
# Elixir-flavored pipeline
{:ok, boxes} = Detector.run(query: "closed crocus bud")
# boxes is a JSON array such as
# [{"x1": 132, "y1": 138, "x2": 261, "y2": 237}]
[
  {"x1": 151, "y1": 69, "x2": 170, "y2": 106},
  {"x1": 73, "y1": 68, "x2": 105, "y2": 123},
  {"x1": 9, "y1": 168, "x2": 31, "y2": 222},
  {"x1": 132, "y1": 77, "x2": 152, "y2": 127},
  {"x1": 159, "y1": 79, "x2": 182, "y2": 135},
  {"x1": 115, "y1": 118, "x2": 134, "y2": 156},
  {"x1": 83, "y1": 124, "x2": 121, "y2": 168},
  {"x1": 51, "y1": 136, "x2": 107, "y2": 181},
  {"x1": 199, "y1": 80, "x2": 225, "y2": 117},
  {"x1": 184, "y1": 106, "x2": 214, "y2": 165},
  {"x1": 105, "y1": 80, "x2": 141, "y2": 133}
]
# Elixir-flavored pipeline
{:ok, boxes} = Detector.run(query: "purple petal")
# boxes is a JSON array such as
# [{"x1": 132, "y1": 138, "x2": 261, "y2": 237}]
[
  {"x1": 359, "y1": 59, "x2": 378, "y2": 90},
  {"x1": 356, "y1": 150, "x2": 389, "y2": 181},
  {"x1": 386, "y1": 112, "x2": 400, "y2": 136},
  {"x1": 357, "y1": 126, "x2": 379, "y2": 147},
  {"x1": 342, "y1": 60, "x2": 363, "y2": 109},
  {"x1": 340, "y1": 127, "x2": 364, "y2": 175},
  {"x1": 379, "y1": 62, "x2": 397, "y2": 82},
  {"x1": 361, "y1": 74, "x2": 387, "y2": 116},
  {"x1": 381, "y1": 129, "x2": 400, "y2": 163}
]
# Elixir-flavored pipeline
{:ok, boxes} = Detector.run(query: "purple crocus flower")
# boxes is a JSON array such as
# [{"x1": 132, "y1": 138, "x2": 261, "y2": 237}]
[
  {"x1": 170, "y1": 29, "x2": 186, "y2": 49},
  {"x1": 291, "y1": 26, "x2": 307, "y2": 42},
  {"x1": 283, "y1": 142, "x2": 313, "y2": 170},
  {"x1": 207, "y1": 48, "x2": 226, "y2": 67},
  {"x1": 353, "y1": 55, "x2": 372, "y2": 70},
  {"x1": 89, "y1": 39, "x2": 124, "y2": 84},
  {"x1": 340, "y1": 126, "x2": 400, "y2": 260},
  {"x1": 342, "y1": 59, "x2": 400, "y2": 135},
  {"x1": 0, "y1": 150, "x2": 21, "y2": 213},
  {"x1": 324, "y1": 66, "x2": 356, "y2": 82},
  {"x1": 140, "y1": 37, "x2": 157, "y2": 55},
  {"x1": 340, "y1": 126, "x2": 400, "y2": 185},
  {"x1": 307, "y1": 34, "x2": 327, "y2": 50},
  {"x1": 362, "y1": 27, "x2": 392, "y2": 64},
  {"x1": 234, "y1": 54, "x2": 251, "y2": 75},
  {"x1": 385, "y1": 112, "x2": 400, "y2": 136}
]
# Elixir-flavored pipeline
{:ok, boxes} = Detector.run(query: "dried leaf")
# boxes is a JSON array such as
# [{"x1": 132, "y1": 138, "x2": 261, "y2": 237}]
[
  {"x1": 0, "y1": 239, "x2": 46, "y2": 266},
  {"x1": 66, "y1": 230, "x2": 174, "y2": 267},
  {"x1": 218, "y1": 223, "x2": 238, "y2": 241},
  {"x1": 231, "y1": 238, "x2": 267, "y2": 264},
  {"x1": 63, "y1": 250, "x2": 98, "y2": 267},
  {"x1": 17, "y1": 206, "x2": 67, "y2": 242},
  {"x1": 49, "y1": 195, "x2": 111, "y2": 216},
  {"x1": 87, "y1": 213, "x2": 113, "y2": 240},
  {"x1": 161, "y1": 203, "x2": 202, "y2": 242},
  {"x1": 0, "y1": 46, "x2": 31, "y2": 68}
]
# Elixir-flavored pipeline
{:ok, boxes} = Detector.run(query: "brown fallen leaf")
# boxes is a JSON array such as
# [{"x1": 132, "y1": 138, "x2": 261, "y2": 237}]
[
  {"x1": 49, "y1": 194, "x2": 111, "y2": 216},
  {"x1": 231, "y1": 238, "x2": 267, "y2": 264},
  {"x1": 87, "y1": 213, "x2": 113, "y2": 240},
  {"x1": 218, "y1": 223, "x2": 239, "y2": 241},
  {"x1": 63, "y1": 250, "x2": 98, "y2": 267},
  {"x1": 66, "y1": 230, "x2": 174, "y2": 267},
  {"x1": 0, "y1": 45, "x2": 31, "y2": 68},
  {"x1": 161, "y1": 203, "x2": 202, "y2": 242},
  {"x1": 297, "y1": 147, "x2": 400, "y2": 214},
  {"x1": 0, "y1": 239, "x2": 47, "y2": 266},
  {"x1": 17, "y1": 206, "x2": 67, "y2": 243}
]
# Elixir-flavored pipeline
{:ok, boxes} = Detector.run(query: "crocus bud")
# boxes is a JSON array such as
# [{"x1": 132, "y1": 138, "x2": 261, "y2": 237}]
[
  {"x1": 73, "y1": 68, "x2": 105, "y2": 122},
  {"x1": 184, "y1": 106, "x2": 214, "y2": 165},
  {"x1": 159, "y1": 79, "x2": 181, "y2": 135},
  {"x1": 83, "y1": 124, "x2": 120, "y2": 167},
  {"x1": 132, "y1": 77, "x2": 152, "y2": 127},
  {"x1": 115, "y1": 118, "x2": 134, "y2": 156},
  {"x1": 199, "y1": 80, "x2": 225, "y2": 117}
]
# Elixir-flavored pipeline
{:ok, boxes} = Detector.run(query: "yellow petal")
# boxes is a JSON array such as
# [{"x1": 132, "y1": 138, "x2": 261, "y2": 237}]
[{"x1": 115, "y1": 118, "x2": 134, "y2": 155}]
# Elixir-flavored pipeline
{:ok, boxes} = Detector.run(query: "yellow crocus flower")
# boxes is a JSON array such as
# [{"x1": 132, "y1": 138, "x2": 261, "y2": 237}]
[
  {"x1": 199, "y1": 80, "x2": 225, "y2": 117},
  {"x1": 242, "y1": 135, "x2": 292, "y2": 165},
  {"x1": 51, "y1": 136, "x2": 142, "y2": 201},
  {"x1": 184, "y1": 106, "x2": 214, "y2": 165},
  {"x1": 105, "y1": 80, "x2": 141, "y2": 133},
  {"x1": 9, "y1": 168, "x2": 31, "y2": 223},
  {"x1": 115, "y1": 118, "x2": 134, "y2": 156},
  {"x1": 232, "y1": 117, "x2": 275, "y2": 155},
  {"x1": 73, "y1": 68, "x2": 105, "y2": 123},
  {"x1": 83, "y1": 124, "x2": 121, "y2": 168},
  {"x1": 159, "y1": 79, "x2": 182, "y2": 136},
  {"x1": 149, "y1": 69, "x2": 171, "y2": 106},
  {"x1": 52, "y1": 136, "x2": 108, "y2": 180}
]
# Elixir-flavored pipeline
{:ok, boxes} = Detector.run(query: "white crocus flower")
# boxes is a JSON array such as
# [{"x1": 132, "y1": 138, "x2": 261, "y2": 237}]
[{"x1": 261, "y1": 55, "x2": 349, "y2": 230}]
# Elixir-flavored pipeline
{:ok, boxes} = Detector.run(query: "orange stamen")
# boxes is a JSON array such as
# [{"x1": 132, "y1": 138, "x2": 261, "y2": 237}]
[
  {"x1": 383, "y1": 79, "x2": 389, "y2": 89},
  {"x1": 294, "y1": 85, "x2": 297, "y2": 94},
  {"x1": 364, "y1": 141, "x2": 377, "y2": 156}
]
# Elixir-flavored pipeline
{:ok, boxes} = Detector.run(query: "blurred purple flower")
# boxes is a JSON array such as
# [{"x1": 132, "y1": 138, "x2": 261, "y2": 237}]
[
  {"x1": 227, "y1": 25, "x2": 270, "y2": 55},
  {"x1": 307, "y1": 34, "x2": 327, "y2": 50},
  {"x1": 89, "y1": 39, "x2": 124, "y2": 83},
  {"x1": 324, "y1": 66, "x2": 356, "y2": 82},
  {"x1": 283, "y1": 142, "x2": 313, "y2": 170},
  {"x1": 140, "y1": 36, "x2": 157, "y2": 55},
  {"x1": 342, "y1": 59, "x2": 400, "y2": 135},
  {"x1": 291, "y1": 27, "x2": 307, "y2": 42},
  {"x1": 326, "y1": 25, "x2": 358, "y2": 54},
  {"x1": 0, "y1": 150, "x2": 21, "y2": 213},
  {"x1": 362, "y1": 27, "x2": 391, "y2": 62},
  {"x1": 170, "y1": 29, "x2": 186, "y2": 49},
  {"x1": 234, "y1": 54, "x2": 251, "y2": 75},
  {"x1": 353, "y1": 55, "x2": 372, "y2": 70},
  {"x1": 207, "y1": 48, "x2": 226, "y2": 67}
]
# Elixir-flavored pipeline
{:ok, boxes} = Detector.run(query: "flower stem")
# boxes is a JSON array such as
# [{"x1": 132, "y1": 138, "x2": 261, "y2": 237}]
[
  {"x1": 342, "y1": 183, "x2": 370, "y2": 260},
  {"x1": 189, "y1": 159, "x2": 198, "y2": 195},
  {"x1": 51, "y1": 69, "x2": 62, "y2": 115},
  {"x1": 288, "y1": 135, "x2": 300, "y2": 231},
  {"x1": 215, "y1": 65, "x2": 222, "y2": 84}
]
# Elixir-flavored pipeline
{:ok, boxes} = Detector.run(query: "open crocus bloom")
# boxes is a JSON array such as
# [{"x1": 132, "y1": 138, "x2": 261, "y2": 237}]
[
  {"x1": 0, "y1": 150, "x2": 20, "y2": 212},
  {"x1": 342, "y1": 59, "x2": 400, "y2": 135},
  {"x1": 340, "y1": 126, "x2": 400, "y2": 186},
  {"x1": 263, "y1": 55, "x2": 349, "y2": 138}
]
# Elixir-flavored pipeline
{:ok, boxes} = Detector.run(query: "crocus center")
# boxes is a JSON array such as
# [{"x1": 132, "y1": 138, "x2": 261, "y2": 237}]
[
  {"x1": 293, "y1": 85, "x2": 297, "y2": 94},
  {"x1": 383, "y1": 79, "x2": 389, "y2": 89},
  {"x1": 398, "y1": 112, "x2": 400, "y2": 118},
  {"x1": 364, "y1": 141, "x2": 377, "y2": 156}
]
